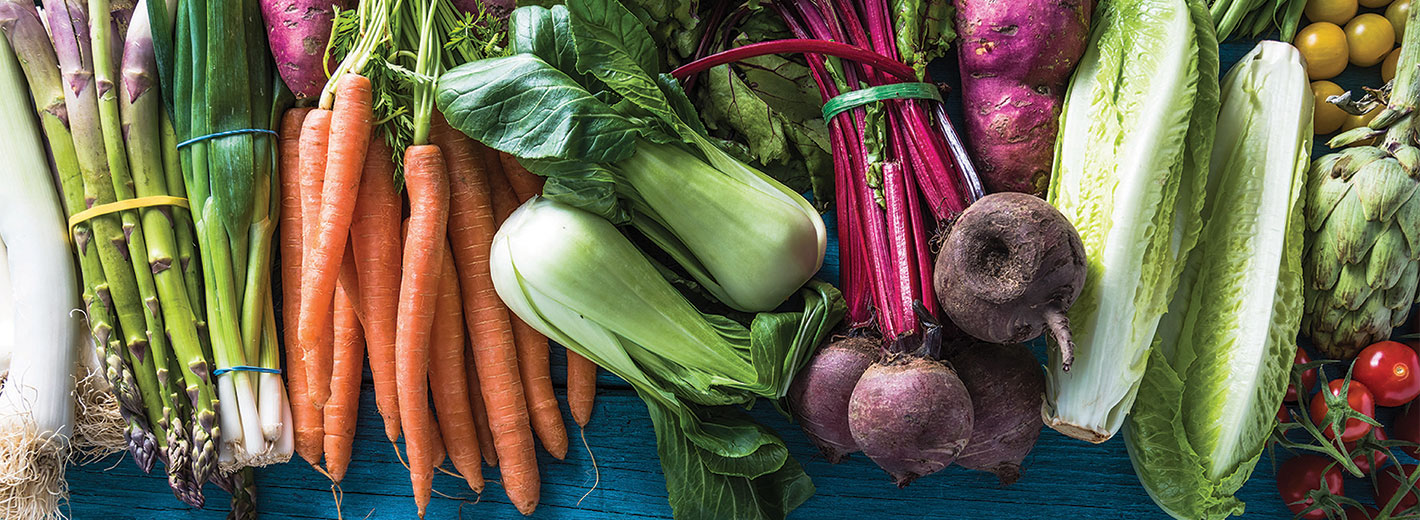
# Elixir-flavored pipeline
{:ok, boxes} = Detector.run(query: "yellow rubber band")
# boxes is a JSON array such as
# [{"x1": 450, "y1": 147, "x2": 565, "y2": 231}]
[{"x1": 68, "y1": 195, "x2": 191, "y2": 233}]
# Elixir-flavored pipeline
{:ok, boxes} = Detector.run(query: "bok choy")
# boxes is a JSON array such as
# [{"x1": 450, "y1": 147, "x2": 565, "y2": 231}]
[
  {"x1": 1124, "y1": 41, "x2": 1311, "y2": 520},
  {"x1": 491, "y1": 197, "x2": 843, "y2": 520},
  {"x1": 436, "y1": 0, "x2": 826, "y2": 313},
  {"x1": 1043, "y1": 0, "x2": 1219, "y2": 442}
]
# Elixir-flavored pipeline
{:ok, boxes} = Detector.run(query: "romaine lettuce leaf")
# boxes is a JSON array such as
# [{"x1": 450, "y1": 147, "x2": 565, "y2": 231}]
[{"x1": 1124, "y1": 40, "x2": 1312, "y2": 520}]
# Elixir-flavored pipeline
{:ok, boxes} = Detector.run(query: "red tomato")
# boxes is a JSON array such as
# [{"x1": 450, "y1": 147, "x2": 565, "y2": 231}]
[
  {"x1": 1310, "y1": 380, "x2": 1377, "y2": 442},
  {"x1": 1395, "y1": 401, "x2": 1420, "y2": 458},
  {"x1": 1344, "y1": 506, "x2": 1382, "y2": 520},
  {"x1": 1279, "y1": 404, "x2": 1293, "y2": 424},
  {"x1": 1375, "y1": 464, "x2": 1420, "y2": 512},
  {"x1": 1354, "y1": 341, "x2": 1420, "y2": 406},
  {"x1": 1344, "y1": 427, "x2": 1389, "y2": 474},
  {"x1": 1278, "y1": 454, "x2": 1345, "y2": 519},
  {"x1": 1288, "y1": 348, "x2": 1319, "y2": 402}
]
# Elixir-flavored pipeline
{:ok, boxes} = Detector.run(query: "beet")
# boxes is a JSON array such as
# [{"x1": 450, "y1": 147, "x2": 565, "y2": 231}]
[
  {"x1": 788, "y1": 337, "x2": 878, "y2": 463},
  {"x1": 951, "y1": 343, "x2": 1044, "y2": 484},
  {"x1": 848, "y1": 355, "x2": 973, "y2": 487},
  {"x1": 934, "y1": 192, "x2": 1087, "y2": 369}
]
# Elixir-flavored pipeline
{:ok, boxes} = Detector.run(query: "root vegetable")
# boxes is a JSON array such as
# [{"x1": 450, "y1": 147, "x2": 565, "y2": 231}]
[
  {"x1": 950, "y1": 343, "x2": 1043, "y2": 484},
  {"x1": 955, "y1": 0, "x2": 1093, "y2": 196},
  {"x1": 934, "y1": 192, "x2": 1086, "y2": 368},
  {"x1": 787, "y1": 336, "x2": 878, "y2": 463},
  {"x1": 258, "y1": 0, "x2": 349, "y2": 100},
  {"x1": 848, "y1": 355, "x2": 972, "y2": 487}
]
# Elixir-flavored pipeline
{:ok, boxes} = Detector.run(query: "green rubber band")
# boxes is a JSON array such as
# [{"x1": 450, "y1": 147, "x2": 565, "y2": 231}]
[{"x1": 822, "y1": 82, "x2": 943, "y2": 122}]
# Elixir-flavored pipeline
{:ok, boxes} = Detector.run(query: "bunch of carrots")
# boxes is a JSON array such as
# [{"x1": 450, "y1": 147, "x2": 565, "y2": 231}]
[{"x1": 271, "y1": 1, "x2": 598, "y2": 516}]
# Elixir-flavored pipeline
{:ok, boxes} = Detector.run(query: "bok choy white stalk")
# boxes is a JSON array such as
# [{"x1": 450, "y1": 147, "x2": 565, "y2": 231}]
[
  {"x1": 1124, "y1": 40, "x2": 1311, "y2": 520},
  {"x1": 0, "y1": 34, "x2": 84, "y2": 520},
  {"x1": 1043, "y1": 0, "x2": 1220, "y2": 442},
  {"x1": 490, "y1": 196, "x2": 843, "y2": 520}
]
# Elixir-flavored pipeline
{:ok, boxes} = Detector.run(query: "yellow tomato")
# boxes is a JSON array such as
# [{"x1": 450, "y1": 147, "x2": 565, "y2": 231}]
[
  {"x1": 1388, "y1": 0, "x2": 1410, "y2": 40},
  {"x1": 1306, "y1": 0, "x2": 1359, "y2": 24},
  {"x1": 1341, "y1": 103, "x2": 1382, "y2": 146},
  {"x1": 1384, "y1": 48, "x2": 1401, "y2": 82},
  {"x1": 1361, "y1": 0, "x2": 1393, "y2": 8},
  {"x1": 1312, "y1": 81, "x2": 1349, "y2": 134},
  {"x1": 1296, "y1": 22, "x2": 1351, "y2": 79},
  {"x1": 1346, "y1": 14, "x2": 1397, "y2": 67}
]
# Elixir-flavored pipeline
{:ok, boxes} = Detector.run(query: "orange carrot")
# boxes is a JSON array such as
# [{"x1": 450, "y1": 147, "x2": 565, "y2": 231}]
[
  {"x1": 395, "y1": 144, "x2": 450, "y2": 518},
  {"x1": 429, "y1": 242, "x2": 485, "y2": 492},
  {"x1": 497, "y1": 151, "x2": 544, "y2": 202},
  {"x1": 336, "y1": 242, "x2": 364, "y2": 323},
  {"x1": 280, "y1": 107, "x2": 322, "y2": 465},
  {"x1": 350, "y1": 134, "x2": 403, "y2": 441},
  {"x1": 565, "y1": 351, "x2": 598, "y2": 427},
  {"x1": 300, "y1": 74, "x2": 374, "y2": 408},
  {"x1": 429, "y1": 118, "x2": 539, "y2": 514},
  {"x1": 464, "y1": 341, "x2": 498, "y2": 467},
  {"x1": 324, "y1": 279, "x2": 364, "y2": 483},
  {"x1": 487, "y1": 162, "x2": 568, "y2": 459},
  {"x1": 297, "y1": 108, "x2": 334, "y2": 409}
]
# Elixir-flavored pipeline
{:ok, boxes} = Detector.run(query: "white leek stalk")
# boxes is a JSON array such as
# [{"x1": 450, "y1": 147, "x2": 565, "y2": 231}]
[{"x1": 0, "y1": 34, "x2": 83, "y2": 520}]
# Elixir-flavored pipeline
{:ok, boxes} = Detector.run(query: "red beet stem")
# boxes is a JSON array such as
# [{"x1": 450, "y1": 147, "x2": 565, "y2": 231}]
[{"x1": 669, "y1": 39, "x2": 916, "y2": 82}]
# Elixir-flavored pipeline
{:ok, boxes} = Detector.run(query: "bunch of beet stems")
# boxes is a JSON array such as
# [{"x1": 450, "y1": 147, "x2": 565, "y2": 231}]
[
  {"x1": 673, "y1": 1, "x2": 983, "y2": 342},
  {"x1": 1, "y1": 0, "x2": 231, "y2": 506},
  {"x1": 151, "y1": 0, "x2": 294, "y2": 474}
]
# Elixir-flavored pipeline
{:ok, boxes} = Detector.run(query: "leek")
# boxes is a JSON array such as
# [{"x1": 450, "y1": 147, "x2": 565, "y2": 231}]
[
  {"x1": 1043, "y1": 0, "x2": 1220, "y2": 442},
  {"x1": 1124, "y1": 41, "x2": 1311, "y2": 520},
  {"x1": 491, "y1": 197, "x2": 843, "y2": 520},
  {"x1": 0, "y1": 33, "x2": 83, "y2": 520}
]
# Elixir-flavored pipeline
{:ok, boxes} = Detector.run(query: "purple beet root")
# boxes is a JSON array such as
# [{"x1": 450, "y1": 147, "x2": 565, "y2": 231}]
[
  {"x1": 788, "y1": 337, "x2": 879, "y2": 463},
  {"x1": 934, "y1": 192, "x2": 1086, "y2": 369},
  {"x1": 951, "y1": 343, "x2": 1044, "y2": 484},
  {"x1": 848, "y1": 355, "x2": 973, "y2": 487}
]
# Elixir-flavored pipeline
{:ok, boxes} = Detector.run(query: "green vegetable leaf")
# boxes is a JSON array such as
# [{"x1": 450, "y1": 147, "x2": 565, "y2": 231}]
[
  {"x1": 436, "y1": 54, "x2": 642, "y2": 163},
  {"x1": 891, "y1": 0, "x2": 955, "y2": 79},
  {"x1": 566, "y1": 0, "x2": 689, "y2": 135},
  {"x1": 522, "y1": 157, "x2": 629, "y2": 223},
  {"x1": 647, "y1": 400, "x2": 815, "y2": 520},
  {"x1": 699, "y1": 59, "x2": 831, "y2": 198}
]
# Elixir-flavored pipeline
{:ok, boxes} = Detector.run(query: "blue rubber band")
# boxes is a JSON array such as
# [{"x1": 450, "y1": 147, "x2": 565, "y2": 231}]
[
  {"x1": 177, "y1": 128, "x2": 279, "y2": 149},
  {"x1": 213, "y1": 365, "x2": 282, "y2": 377}
]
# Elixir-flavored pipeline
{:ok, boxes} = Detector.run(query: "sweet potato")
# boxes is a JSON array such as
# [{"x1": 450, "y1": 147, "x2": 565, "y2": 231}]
[
  {"x1": 259, "y1": 0, "x2": 349, "y2": 100},
  {"x1": 955, "y1": 0, "x2": 1093, "y2": 196}
]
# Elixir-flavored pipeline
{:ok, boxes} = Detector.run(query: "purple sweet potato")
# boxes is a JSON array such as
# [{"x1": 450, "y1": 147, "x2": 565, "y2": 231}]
[
  {"x1": 955, "y1": 0, "x2": 1092, "y2": 196},
  {"x1": 259, "y1": 0, "x2": 349, "y2": 100},
  {"x1": 934, "y1": 192, "x2": 1086, "y2": 369},
  {"x1": 788, "y1": 336, "x2": 878, "y2": 463},
  {"x1": 951, "y1": 343, "x2": 1044, "y2": 484},
  {"x1": 848, "y1": 355, "x2": 973, "y2": 487}
]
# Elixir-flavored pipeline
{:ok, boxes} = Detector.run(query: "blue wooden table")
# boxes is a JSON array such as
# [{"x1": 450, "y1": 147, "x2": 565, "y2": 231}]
[{"x1": 64, "y1": 38, "x2": 1395, "y2": 519}]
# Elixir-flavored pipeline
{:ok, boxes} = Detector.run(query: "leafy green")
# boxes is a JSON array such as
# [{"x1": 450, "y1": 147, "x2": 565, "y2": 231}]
[
  {"x1": 1043, "y1": 0, "x2": 1218, "y2": 442},
  {"x1": 490, "y1": 197, "x2": 842, "y2": 520},
  {"x1": 891, "y1": 0, "x2": 955, "y2": 78},
  {"x1": 437, "y1": 0, "x2": 827, "y2": 314},
  {"x1": 1124, "y1": 41, "x2": 1311, "y2": 520}
]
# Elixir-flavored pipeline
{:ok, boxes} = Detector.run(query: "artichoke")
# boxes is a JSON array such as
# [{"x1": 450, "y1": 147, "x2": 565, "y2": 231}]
[{"x1": 1303, "y1": 4, "x2": 1420, "y2": 359}]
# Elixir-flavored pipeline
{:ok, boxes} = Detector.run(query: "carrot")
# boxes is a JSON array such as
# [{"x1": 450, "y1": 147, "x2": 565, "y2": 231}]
[
  {"x1": 497, "y1": 151, "x2": 544, "y2": 202},
  {"x1": 566, "y1": 350, "x2": 598, "y2": 427},
  {"x1": 395, "y1": 144, "x2": 450, "y2": 518},
  {"x1": 429, "y1": 242, "x2": 485, "y2": 492},
  {"x1": 336, "y1": 242, "x2": 364, "y2": 323},
  {"x1": 297, "y1": 107, "x2": 334, "y2": 409},
  {"x1": 350, "y1": 134, "x2": 403, "y2": 442},
  {"x1": 464, "y1": 341, "x2": 498, "y2": 467},
  {"x1": 280, "y1": 107, "x2": 322, "y2": 465},
  {"x1": 299, "y1": 73, "x2": 374, "y2": 408},
  {"x1": 324, "y1": 279, "x2": 364, "y2": 483},
  {"x1": 487, "y1": 162, "x2": 568, "y2": 459},
  {"x1": 429, "y1": 118, "x2": 539, "y2": 514}
]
